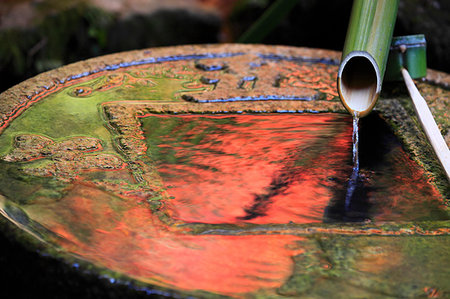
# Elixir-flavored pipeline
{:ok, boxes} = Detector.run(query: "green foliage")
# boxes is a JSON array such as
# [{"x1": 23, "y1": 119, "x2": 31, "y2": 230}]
[
  {"x1": 238, "y1": 0, "x2": 298, "y2": 43},
  {"x1": 0, "y1": 3, "x2": 113, "y2": 90}
]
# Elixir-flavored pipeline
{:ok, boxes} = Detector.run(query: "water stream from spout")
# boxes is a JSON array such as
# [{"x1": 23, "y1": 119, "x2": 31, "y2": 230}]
[{"x1": 345, "y1": 111, "x2": 360, "y2": 210}]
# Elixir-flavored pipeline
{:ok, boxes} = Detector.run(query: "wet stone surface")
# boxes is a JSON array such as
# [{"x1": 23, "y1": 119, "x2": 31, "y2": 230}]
[{"x1": 0, "y1": 44, "x2": 448, "y2": 298}]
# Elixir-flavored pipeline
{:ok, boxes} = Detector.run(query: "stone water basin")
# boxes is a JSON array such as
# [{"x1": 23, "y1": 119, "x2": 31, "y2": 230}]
[{"x1": 0, "y1": 44, "x2": 448, "y2": 298}]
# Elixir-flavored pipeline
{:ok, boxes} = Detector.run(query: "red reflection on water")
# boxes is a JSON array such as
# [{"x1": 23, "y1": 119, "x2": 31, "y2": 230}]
[
  {"x1": 27, "y1": 183, "x2": 304, "y2": 295},
  {"x1": 145, "y1": 114, "x2": 352, "y2": 224},
  {"x1": 363, "y1": 146, "x2": 447, "y2": 222},
  {"x1": 22, "y1": 113, "x2": 447, "y2": 297}
]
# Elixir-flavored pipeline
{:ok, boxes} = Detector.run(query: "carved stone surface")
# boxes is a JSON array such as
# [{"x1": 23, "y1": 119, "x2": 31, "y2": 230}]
[{"x1": 0, "y1": 44, "x2": 448, "y2": 298}]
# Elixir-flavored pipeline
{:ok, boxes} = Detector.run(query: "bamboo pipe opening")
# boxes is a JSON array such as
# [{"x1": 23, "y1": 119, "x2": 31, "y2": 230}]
[{"x1": 338, "y1": 52, "x2": 381, "y2": 117}]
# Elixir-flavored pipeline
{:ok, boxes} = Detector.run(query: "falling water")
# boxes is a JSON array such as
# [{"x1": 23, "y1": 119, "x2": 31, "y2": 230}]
[{"x1": 345, "y1": 111, "x2": 360, "y2": 210}]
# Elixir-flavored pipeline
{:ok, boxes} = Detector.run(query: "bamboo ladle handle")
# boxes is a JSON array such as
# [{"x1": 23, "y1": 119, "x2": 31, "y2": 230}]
[{"x1": 401, "y1": 68, "x2": 450, "y2": 181}]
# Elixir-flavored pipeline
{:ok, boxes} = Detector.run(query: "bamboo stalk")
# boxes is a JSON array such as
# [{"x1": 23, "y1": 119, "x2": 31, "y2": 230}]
[
  {"x1": 385, "y1": 35, "x2": 427, "y2": 81},
  {"x1": 401, "y1": 68, "x2": 450, "y2": 181},
  {"x1": 337, "y1": 0, "x2": 398, "y2": 117}
]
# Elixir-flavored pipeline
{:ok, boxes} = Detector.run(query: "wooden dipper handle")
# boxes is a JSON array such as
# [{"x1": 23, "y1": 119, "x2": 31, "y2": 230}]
[{"x1": 401, "y1": 68, "x2": 450, "y2": 181}]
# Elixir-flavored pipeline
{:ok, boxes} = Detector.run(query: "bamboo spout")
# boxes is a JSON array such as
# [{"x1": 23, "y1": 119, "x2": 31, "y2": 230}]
[
  {"x1": 338, "y1": 52, "x2": 380, "y2": 116},
  {"x1": 338, "y1": 0, "x2": 398, "y2": 117}
]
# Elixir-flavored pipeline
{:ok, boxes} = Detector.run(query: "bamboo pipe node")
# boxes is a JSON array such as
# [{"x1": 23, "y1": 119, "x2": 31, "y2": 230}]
[{"x1": 337, "y1": 51, "x2": 381, "y2": 117}]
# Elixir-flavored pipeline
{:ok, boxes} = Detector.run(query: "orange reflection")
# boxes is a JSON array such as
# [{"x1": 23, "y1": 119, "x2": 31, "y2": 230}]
[
  {"x1": 144, "y1": 114, "x2": 352, "y2": 224},
  {"x1": 26, "y1": 183, "x2": 304, "y2": 295},
  {"x1": 21, "y1": 113, "x2": 447, "y2": 297}
]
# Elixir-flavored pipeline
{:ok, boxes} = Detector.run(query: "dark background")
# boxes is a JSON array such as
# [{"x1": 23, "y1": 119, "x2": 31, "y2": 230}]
[
  {"x1": 0, "y1": 0, "x2": 449, "y2": 93},
  {"x1": 0, "y1": 0, "x2": 449, "y2": 298}
]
